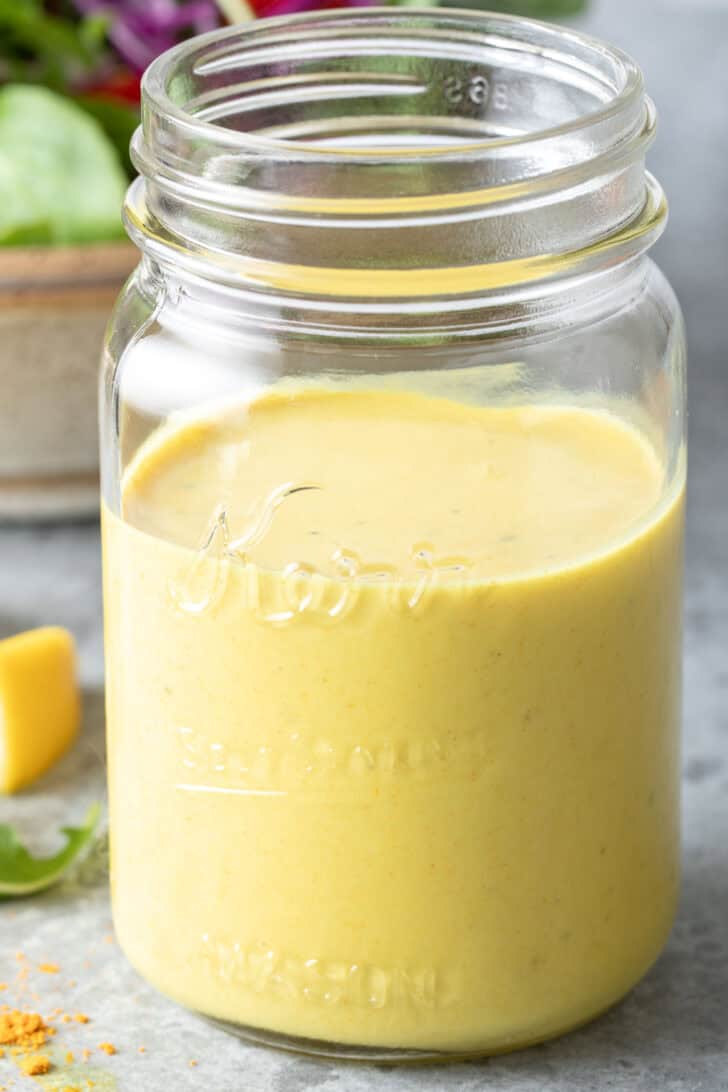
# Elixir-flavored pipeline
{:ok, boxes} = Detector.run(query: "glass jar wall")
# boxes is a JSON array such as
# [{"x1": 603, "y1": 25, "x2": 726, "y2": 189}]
[{"x1": 101, "y1": 9, "x2": 686, "y2": 1061}]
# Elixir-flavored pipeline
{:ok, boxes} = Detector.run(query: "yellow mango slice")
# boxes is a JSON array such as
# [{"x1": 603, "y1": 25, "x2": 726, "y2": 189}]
[{"x1": 0, "y1": 627, "x2": 80, "y2": 794}]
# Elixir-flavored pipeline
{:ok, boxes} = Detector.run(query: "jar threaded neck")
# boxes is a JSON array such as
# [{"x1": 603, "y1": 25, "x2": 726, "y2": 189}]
[{"x1": 127, "y1": 8, "x2": 665, "y2": 300}]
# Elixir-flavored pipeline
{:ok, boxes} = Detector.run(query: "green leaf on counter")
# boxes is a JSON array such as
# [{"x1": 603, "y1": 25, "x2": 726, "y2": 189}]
[
  {"x1": 0, "y1": 803, "x2": 100, "y2": 898},
  {"x1": 0, "y1": 84, "x2": 127, "y2": 246}
]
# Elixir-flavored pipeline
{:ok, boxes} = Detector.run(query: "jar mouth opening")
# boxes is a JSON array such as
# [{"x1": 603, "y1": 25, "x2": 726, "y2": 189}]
[
  {"x1": 142, "y1": 7, "x2": 642, "y2": 165},
  {"x1": 131, "y1": 8, "x2": 663, "y2": 300}
]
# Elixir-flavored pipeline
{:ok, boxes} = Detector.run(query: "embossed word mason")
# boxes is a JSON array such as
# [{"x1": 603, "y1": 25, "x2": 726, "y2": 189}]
[{"x1": 200, "y1": 935, "x2": 455, "y2": 1010}]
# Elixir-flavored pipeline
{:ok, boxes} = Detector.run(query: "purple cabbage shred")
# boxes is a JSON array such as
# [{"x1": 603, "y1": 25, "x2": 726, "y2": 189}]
[{"x1": 71, "y1": 0, "x2": 223, "y2": 71}]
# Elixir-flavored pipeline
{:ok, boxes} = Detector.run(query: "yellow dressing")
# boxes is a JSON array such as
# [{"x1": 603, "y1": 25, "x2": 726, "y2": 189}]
[{"x1": 103, "y1": 388, "x2": 684, "y2": 1054}]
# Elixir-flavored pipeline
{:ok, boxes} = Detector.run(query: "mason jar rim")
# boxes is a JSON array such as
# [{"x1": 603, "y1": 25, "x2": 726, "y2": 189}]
[
  {"x1": 141, "y1": 7, "x2": 644, "y2": 164},
  {"x1": 128, "y1": 8, "x2": 665, "y2": 303}
]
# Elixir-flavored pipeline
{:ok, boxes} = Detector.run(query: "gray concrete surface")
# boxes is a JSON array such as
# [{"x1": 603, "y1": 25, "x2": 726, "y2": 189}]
[{"x1": 1, "y1": 0, "x2": 727, "y2": 1088}]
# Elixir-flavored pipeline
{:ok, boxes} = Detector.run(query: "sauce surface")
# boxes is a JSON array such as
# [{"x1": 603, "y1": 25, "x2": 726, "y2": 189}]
[
  {"x1": 104, "y1": 388, "x2": 684, "y2": 1053},
  {"x1": 123, "y1": 389, "x2": 665, "y2": 580}
]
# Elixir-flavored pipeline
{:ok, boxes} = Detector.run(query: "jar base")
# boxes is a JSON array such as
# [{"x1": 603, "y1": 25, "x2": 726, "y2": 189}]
[{"x1": 203, "y1": 999, "x2": 619, "y2": 1065}]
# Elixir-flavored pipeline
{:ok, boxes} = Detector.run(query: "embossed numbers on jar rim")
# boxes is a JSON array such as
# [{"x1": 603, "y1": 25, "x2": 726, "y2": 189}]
[{"x1": 127, "y1": 8, "x2": 666, "y2": 298}]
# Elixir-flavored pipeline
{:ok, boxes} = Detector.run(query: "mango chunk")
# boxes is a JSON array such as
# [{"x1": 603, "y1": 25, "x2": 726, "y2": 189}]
[{"x1": 0, "y1": 627, "x2": 80, "y2": 794}]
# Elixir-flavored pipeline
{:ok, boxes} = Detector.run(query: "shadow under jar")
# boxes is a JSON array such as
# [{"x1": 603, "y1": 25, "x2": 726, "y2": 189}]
[{"x1": 101, "y1": 9, "x2": 686, "y2": 1062}]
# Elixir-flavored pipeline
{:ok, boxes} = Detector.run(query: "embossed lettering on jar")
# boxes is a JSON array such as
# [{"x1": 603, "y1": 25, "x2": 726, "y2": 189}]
[{"x1": 101, "y1": 9, "x2": 686, "y2": 1061}]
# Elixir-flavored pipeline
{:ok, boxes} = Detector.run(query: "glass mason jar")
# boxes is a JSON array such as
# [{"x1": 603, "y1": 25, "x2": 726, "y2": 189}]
[{"x1": 101, "y1": 9, "x2": 686, "y2": 1061}]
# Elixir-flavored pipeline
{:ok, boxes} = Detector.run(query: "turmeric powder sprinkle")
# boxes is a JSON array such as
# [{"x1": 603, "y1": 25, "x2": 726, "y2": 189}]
[
  {"x1": 19, "y1": 1053, "x2": 51, "y2": 1076},
  {"x1": 0, "y1": 1009, "x2": 52, "y2": 1050},
  {"x1": 0, "y1": 967, "x2": 194, "y2": 1081}
]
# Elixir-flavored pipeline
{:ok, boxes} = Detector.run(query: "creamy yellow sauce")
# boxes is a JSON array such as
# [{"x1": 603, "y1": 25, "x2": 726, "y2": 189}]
[{"x1": 103, "y1": 388, "x2": 684, "y2": 1054}]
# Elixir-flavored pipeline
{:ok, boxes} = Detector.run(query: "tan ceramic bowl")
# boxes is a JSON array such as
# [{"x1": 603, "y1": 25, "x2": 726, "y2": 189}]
[{"x1": 0, "y1": 242, "x2": 138, "y2": 520}]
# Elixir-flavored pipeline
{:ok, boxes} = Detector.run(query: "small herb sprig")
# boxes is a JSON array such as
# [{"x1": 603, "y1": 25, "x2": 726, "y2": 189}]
[{"x1": 0, "y1": 804, "x2": 100, "y2": 898}]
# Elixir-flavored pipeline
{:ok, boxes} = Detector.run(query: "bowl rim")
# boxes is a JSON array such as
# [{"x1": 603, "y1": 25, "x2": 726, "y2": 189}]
[{"x1": 0, "y1": 240, "x2": 138, "y2": 290}]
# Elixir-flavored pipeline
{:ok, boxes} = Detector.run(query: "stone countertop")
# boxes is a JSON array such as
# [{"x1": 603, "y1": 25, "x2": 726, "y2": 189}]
[{"x1": 1, "y1": 1, "x2": 727, "y2": 1089}]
